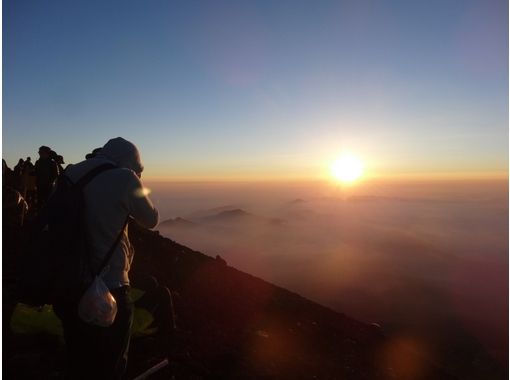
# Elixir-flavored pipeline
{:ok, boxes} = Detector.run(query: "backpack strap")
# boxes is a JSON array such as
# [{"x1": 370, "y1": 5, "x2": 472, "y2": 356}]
[
  {"x1": 72, "y1": 163, "x2": 118, "y2": 190},
  {"x1": 96, "y1": 215, "x2": 130, "y2": 277},
  {"x1": 70, "y1": 163, "x2": 126, "y2": 277},
  {"x1": 33, "y1": 163, "x2": 119, "y2": 232}
]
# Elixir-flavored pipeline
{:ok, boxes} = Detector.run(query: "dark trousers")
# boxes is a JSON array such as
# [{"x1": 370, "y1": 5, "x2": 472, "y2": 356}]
[
  {"x1": 54, "y1": 286, "x2": 134, "y2": 380},
  {"x1": 36, "y1": 183, "x2": 52, "y2": 209},
  {"x1": 130, "y1": 273, "x2": 178, "y2": 356},
  {"x1": 131, "y1": 274, "x2": 177, "y2": 335}
]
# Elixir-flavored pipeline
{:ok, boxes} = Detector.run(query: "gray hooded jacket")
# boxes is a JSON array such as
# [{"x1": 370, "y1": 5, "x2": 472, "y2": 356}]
[{"x1": 65, "y1": 137, "x2": 159, "y2": 289}]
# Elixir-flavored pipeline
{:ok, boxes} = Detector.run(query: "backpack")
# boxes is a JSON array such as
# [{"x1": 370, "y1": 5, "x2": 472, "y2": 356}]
[{"x1": 18, "y1": 163, "x2": 127, "y2": 306}]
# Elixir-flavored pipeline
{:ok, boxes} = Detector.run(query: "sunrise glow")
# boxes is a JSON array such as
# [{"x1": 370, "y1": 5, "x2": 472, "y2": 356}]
[{"x1": 331, "y1": 155, "x2": 364, "y2": 183}]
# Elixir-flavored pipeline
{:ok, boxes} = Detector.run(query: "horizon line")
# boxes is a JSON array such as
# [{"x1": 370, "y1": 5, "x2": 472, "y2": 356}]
[{"x1": 144, "y1": 171, "x2": 509, "y2": 183}]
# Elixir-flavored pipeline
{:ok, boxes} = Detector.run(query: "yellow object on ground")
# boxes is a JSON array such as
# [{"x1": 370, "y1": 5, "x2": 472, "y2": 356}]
[
  {"x1": 132, "y1": 308, "x2": 158, "y2": 338},
  {"x1": 129, "y1": 287, "x2": 146, "y2": 302},
  {"x1": 10, "y1": 302, "x2": 157, "y2": 338},
  {"x1": 10, "y1": 303, "x2": 63, "y2": 336}
]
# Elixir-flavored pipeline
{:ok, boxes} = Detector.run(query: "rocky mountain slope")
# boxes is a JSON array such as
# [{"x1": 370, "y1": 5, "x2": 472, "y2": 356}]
[{"x1": 3, "y1": 221, "x2": 457, "y2": 379}]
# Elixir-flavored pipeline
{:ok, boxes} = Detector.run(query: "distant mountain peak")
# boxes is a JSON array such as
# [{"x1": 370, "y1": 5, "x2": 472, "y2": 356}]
[
  {"x1": 187, "y1": 204, "x2": 242, "y2": 219},
  {"x1": 218, "y1": 208, "x2": 250, "y2": 216},
  {"x1": 203, "y1": 208, "x2": 251, "y2": 221},
  {"x1": 158, "y1": 217, "x2": 195, "y2": 228}
]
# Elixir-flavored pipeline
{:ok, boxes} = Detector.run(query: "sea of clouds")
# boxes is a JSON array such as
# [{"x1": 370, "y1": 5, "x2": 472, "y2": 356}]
[{"x1": 148, "y1": 179, "x2": 508, "y2": 375}]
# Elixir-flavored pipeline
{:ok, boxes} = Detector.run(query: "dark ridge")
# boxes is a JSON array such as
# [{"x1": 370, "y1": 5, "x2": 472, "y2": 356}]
[
  {"x1": 3, "y1": 222, "x2": 458, "y2": 379},
  {"x1": 128, "y1": 224, "x2": 457, "y2": 380}
]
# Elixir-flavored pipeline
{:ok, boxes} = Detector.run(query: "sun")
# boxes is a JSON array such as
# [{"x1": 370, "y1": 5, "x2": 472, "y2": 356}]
[{"x1": 331, "y1": 154, "x2": 364, "y2": 183}]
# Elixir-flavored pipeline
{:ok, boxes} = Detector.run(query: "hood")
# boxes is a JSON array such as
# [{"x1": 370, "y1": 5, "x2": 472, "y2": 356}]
[{"x1": 98, "y1": 137, "x2": 144, "y2": 174}]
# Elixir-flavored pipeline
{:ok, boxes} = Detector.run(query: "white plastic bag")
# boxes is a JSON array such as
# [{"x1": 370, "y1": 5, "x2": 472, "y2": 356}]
[{"x1": 78, "y1": 276, "x2": 117, "y2": 327}]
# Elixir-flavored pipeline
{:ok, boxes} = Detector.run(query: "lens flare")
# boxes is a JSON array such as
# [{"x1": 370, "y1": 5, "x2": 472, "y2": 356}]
[{"x1": 134, "y1": 187, "x2": 152, "y2": 197}]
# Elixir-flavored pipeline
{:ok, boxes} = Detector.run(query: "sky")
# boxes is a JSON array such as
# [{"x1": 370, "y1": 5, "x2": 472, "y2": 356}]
[{"x1": 3, "y1": 0, "x2": 508, "y2": 180}]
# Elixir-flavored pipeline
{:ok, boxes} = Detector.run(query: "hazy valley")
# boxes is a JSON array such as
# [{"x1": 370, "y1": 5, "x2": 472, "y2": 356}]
[{"x1": 150, "y1": 179, "x2": 508, "y2": 378}]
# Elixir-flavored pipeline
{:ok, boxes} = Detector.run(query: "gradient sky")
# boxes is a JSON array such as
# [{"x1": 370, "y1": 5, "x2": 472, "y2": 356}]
[{"x1": 3, "y1": 0, "x2": 508, "y2": 180}]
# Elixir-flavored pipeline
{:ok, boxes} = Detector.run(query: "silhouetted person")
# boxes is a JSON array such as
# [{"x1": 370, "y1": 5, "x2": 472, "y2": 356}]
[
  {"x1": 53, "y1": 137, "x2": 158, "y2": 380},
  {"x1": 49, "y1": 149, "x2": 58, "y2": 161},
  {"x1": 3, "y1": 159, "x2": 14, "y2": 188},
  {"x1": 13, "y1": 159, "x2": 25, "y2": 191},
  {"x1": 24, "y1": 157, "x2": 34, "y2": 170},
  {"x1": 22, "y1": 157, "x2": 36, "y2": 207},
  {"x1": 3, "y1": 186, "x2": 28, "y2": 227},
  {"x1": 34, "y1": 146, "x2": 58, "y2": 209},
  {"x1": 49, "y1": 150, "x2": 64, "y2": 175},
  {"x1": 56, "y1": 155, "x2": 65, "y2": 174},
  {"x1": 3, "y1": 160, "x2": 28, "y2": 226},
  {"x1": 13, "y1": 158, "x2": 24, "y2": 176}
]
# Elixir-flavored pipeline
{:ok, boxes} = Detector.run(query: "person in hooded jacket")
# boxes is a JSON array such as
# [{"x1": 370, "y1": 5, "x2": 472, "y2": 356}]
[{"x1": 53, "y1": 137, "x2": 159, "y2": 380}]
